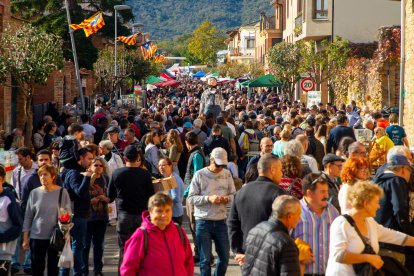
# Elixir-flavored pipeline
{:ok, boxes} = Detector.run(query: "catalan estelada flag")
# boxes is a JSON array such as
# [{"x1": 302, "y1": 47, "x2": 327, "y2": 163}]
[
  {"x1": 141, "y1": 42, "x2": 152, "y2": 60},
  {"x1": 118, "y1": 33, "x2": 141, "y2": 46},
  {"x1": 70, "y1": 12, "x2": 105, "y2": 37}
]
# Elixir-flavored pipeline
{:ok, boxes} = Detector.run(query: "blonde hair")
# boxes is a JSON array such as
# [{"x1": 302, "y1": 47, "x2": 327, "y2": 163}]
[{"x1": 347, "y1": 180, "x2": 383, "y2": 209}]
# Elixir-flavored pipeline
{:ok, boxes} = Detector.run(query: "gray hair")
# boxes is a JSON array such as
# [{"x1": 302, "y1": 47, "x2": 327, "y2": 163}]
[
  {"x1": 99, "y1": 140, "x2": 114, "y2": 150},
  {"x1": 348, "y1": 141, "x2": 365, "y2": 155},
  {"x1": 284, "y1": 140, "x2": 305, "y2": 158},
  {"x1": 387, "y1": 146, "x2": 411, "y2": 162},
  {"x1": 271, "y1": 195, "x2": 300, "y2": 220},
  {"x1": 257, "y1": 153, "x2": 279, "y2": 174},
  {"x1": 363, "y1": 119, "x2": 374, "y2": 128}
]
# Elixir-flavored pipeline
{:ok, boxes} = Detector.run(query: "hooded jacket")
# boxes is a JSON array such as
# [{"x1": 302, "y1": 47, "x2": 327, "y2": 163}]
[
  {"x1": 120, "y1": 210, "x2": 194, "y2": 276},
  {"x1": 0, "y1": 187, "x2": 22, "y2": 260},
  {"x1": 374, "y1": 172, "x2": 413, "y2": 253}
]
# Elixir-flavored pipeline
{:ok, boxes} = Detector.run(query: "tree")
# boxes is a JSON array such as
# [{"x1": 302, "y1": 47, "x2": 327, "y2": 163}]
[
  {"x1": 300, "y1": 37, "x2": 349, "y2": 91},
  {"x1": 0, "y1": 24, "x2": 64, "y2": 147},
  {"x1": 93, "y1": 47, "x2": 161, "y2": 98},
  {"x1": 11, "y1": 0, "x2": 133, "y2": 69},
  {"x1": 188, "y1": 21, "x2": 226, "y2": 65},
  {"x1": 268, "y1": 42, "x2": 303, "y2": 100}
]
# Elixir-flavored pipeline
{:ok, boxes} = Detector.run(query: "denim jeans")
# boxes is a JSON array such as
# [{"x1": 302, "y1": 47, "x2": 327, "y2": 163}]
[
  {"x1": 117, "y1": 212, "x2": 142, "y2": 271},
  {"x1": 82, "y1": 220, "x2": 107, "y2": 274},
  {"x1": 60, "y1": 217, "x2": 87, "y2": 276},
  {"x1": 11, "y1": 235, "x2": 31, "y2": 271},
  {"x1": 196, "y1": 219, "x2": 230, "y2": 276}
]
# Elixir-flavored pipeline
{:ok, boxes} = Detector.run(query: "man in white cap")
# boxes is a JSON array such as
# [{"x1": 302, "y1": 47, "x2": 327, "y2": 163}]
[{"x1": 188, "y1": 147, "x2": 236, "y2": 276}]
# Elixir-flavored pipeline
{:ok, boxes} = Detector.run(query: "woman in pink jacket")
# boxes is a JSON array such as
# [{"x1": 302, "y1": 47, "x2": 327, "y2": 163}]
[{"x1": 121, "y1": 192, "x2": 194, "y2": 276}]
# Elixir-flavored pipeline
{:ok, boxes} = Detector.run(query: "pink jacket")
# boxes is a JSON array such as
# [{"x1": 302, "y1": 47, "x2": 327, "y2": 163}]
[{"x1": 120, "y1": 211, "x2": 194, "y2": 276}]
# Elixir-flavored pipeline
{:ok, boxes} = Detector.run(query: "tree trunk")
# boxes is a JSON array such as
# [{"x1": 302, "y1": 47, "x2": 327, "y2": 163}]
[{"x1": 24, "y1": 89, "x2": 33, "y2": 149}]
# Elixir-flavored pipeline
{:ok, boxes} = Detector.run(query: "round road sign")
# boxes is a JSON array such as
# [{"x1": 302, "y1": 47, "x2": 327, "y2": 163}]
[{"x1": 300, "y1": 78, "x2": 315, "y2": 92}]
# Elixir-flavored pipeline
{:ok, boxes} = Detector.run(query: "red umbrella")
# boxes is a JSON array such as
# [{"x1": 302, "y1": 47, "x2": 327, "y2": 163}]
[{"x1": 153, "y1": 80, "x2": 180, "y2": 87}]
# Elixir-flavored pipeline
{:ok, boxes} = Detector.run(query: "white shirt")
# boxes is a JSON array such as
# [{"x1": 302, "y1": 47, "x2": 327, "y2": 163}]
[
  {"x1": 303, "y1": 155, "x2": 319, "y2": 173},
  {"x1": 226, "y1": 122, "x2": 237, "y2": 137},
  {"x1": 11, "y1": 162, "x2": 38, "y2": 200},
  {"x1": 81, "y1": 123, "x2": 96, "y2": 137},
  {"x1": 326, "y1": 216, "x2": 407, "y2": 275},
  {"x1": 338, "y1": 183, "x2": 351, "y2": 214}
]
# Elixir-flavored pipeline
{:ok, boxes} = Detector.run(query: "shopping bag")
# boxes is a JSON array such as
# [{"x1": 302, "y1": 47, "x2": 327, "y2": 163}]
[
  {"x1": 58, "y1": 239, "x2": 74, "y2": 268},
  {"x1": 108, "y1": 202, "x2": 117, "y2": 220}
]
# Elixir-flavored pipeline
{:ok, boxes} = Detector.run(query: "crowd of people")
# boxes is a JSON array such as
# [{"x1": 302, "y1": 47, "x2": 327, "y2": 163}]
[{"x1": 0, "y1": 75, "x2": 414, "y2": 276}]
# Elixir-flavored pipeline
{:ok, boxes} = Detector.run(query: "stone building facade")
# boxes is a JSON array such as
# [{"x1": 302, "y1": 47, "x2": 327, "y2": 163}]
[{"x1": 403, "y1": 0, "x2": 414, "y2": 146}]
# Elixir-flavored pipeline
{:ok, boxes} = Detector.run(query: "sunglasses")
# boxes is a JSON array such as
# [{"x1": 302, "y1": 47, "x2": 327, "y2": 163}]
[
  {"x1": 311, "y1": 173, "x2": 328, "y2": 185},
  {"x1": 93, "y1": 164, "x2": 103, "y2": 167}
]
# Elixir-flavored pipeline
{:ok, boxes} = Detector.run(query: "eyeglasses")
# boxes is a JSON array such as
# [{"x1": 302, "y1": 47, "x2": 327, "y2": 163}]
[
  {"x1": 93, "y1": 164, "x2": 103, "y2": 167},
  {"x1": 331, "y1": 163, "x2": 343, "y2": 168}
]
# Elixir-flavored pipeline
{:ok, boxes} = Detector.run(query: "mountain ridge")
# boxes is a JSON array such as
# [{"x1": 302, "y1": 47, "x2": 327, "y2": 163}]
[{"x1": 126, "y1": 0, "x2": 274, "y2": 39}]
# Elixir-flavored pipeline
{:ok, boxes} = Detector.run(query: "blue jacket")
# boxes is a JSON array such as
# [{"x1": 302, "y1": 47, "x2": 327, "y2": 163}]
[
  {"x1": 326, "y1": 125, "x2": 356, "y2": 153},
  {"x1": 0, "y1": 187, "x2": 22, "y2": 243},
  {"x1": 61, "y1": 164, "x2": 91, "y2": 218}
]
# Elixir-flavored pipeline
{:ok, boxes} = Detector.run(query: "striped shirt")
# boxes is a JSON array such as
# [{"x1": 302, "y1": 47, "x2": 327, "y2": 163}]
[{"x1": 291, "y1": 198, "x2": 339, "y2": 274}]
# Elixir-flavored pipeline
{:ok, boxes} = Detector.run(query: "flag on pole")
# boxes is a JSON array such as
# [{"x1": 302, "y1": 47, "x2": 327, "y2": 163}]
[
  {"x1": 70, "y1": 12, "x2": 105, "y2": 37},
  {"x1": 141, "y1": 42, "x2": 152, "y2": 60},
  {"x1": 117, "y1": 33, "x2": 141, "y2": 46}
]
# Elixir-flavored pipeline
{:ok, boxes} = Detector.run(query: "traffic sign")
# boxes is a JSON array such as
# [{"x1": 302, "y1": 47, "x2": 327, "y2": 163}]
[{"x1": 300, "y1": 78, "x2": 315, "y2": 92}]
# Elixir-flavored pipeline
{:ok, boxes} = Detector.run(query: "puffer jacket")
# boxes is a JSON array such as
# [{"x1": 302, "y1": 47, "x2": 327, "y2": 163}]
[
  {"x1": 121, "y1": 210, "x2": 194, "y2": 276},
  {"x1": 242, "y1": 218, "x2": 301, "y2": 276}
]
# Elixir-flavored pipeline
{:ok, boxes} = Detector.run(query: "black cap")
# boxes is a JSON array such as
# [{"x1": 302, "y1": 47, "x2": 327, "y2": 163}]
[
  {"x1": 105, "y1": 126, "x2": 119, "y2": 134},
  {"x1": 322, "y1": 153, "x2": 345, "y2": 167},
  {"x1": 123, "y1": 145, "x2": 138, "y2": 161}
]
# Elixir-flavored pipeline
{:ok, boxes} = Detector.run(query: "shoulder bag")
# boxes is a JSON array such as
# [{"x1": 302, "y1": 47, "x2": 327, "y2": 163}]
[{"x1": 50, "y1": 188, "x2": 66, "y2": 253}]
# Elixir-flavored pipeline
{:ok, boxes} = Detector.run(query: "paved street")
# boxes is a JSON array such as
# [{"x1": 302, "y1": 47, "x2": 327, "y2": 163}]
[{"x1": 15, "y1": 215, "x2": 240, "y2": 276}]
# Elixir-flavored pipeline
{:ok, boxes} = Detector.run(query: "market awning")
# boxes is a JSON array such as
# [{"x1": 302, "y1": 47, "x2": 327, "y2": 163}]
[
  {"x1": 240, "y1": 80, "x2": 251, "y2": 86},
  {"x1": 146, "y1": 75, "x2": 162, "y2": 84},
  {"x1": 248, "y1": 74, "x2": 281, "y2": 88},
  {"x1": 153, "y1": 80, "x2": 180, "y2": 88},
  {"x1": 192, "y1": 71, "x2": 206, "y2": 78}
]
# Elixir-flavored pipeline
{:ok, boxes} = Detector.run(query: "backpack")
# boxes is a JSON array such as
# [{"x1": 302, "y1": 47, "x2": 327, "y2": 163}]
[
  {"x1": 59, "y1": 136, "x2": 80, "y2": 166},
  {"x1": 243, "y1": 131, "x2": 260, "y2": 152},
  {"x1": 140, "y1": 223, "x2": 186, "y2": 256}
]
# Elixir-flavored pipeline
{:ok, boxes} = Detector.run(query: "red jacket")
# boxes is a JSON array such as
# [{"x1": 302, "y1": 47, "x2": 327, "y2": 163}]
[{"x1": 121, "y1": 211, "x2": 194, "y2": 276}]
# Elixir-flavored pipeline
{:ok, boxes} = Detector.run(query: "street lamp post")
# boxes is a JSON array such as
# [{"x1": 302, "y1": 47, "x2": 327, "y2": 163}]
[{"x1": 114, "y1": 5, "x2": 131, "y2": 102}]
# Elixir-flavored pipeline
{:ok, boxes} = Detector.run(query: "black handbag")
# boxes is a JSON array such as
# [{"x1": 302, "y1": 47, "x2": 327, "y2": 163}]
[
  {"x1": 342, "y1": 215, "x2": 384, "y2": 276},
  {"x1": 50, "y1": 188, "x2": 65, "y2": 252}
]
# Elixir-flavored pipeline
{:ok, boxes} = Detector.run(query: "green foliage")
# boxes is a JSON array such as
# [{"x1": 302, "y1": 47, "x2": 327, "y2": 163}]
[
  {"x1": 157, "y1": 33, "x2": 201, "y2": 65},
  {"x1": 11, "y1": 0, "x2": 133, "y2": 69},
  {"x1": 93, "y1": 47, "x2": 160, "y2": 97},
  {"x1": 216, "y1": 62, "x2": 264, "y2": 79},
  {"x1": 188, "y1": 21, "x2": 226, "y2": 66},
  {"x1": 0, "y1": 24, "x2": 64, "y2": 89},
  {"x1": 268, "y1": 42, "x2": 303, "y2": 99},
  {"x1": 0, "y1": 24, "x2": 63, "y2": 146},
  {"x1": 126, "y1": 0, "x2": 273, "y2": 39},
  {"x1": 300, "y1": 37, "x2": 350, "y2": 89}
]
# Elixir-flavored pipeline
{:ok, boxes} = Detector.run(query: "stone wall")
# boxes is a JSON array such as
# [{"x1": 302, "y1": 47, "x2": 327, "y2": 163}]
[{"x1": 403, "y1": 0, "x2": 414, "y2": 147}]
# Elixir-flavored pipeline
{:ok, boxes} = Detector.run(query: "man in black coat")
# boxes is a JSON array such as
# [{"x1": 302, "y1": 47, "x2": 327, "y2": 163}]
[
  {"x1": 326, "y1": 114, "x2": 356, "y2": 153},
  {"x1": 228, "y1": 153, "x2": 286, "y2": 266},
  {"x1": 305, "y1": 126, "x2": 325, "y2": 169},
  {"x1": 203, "y1": 124, "x2": 231, "y2": 159},
  {"x1": 242, "y1": 195, "x2": 303, "y2": 275},
  {"x1": 374, "y1": 154, "x2": 414, "y2": 263}
]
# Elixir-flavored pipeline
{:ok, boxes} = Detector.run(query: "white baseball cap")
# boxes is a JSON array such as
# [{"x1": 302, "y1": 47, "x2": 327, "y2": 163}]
[{"x1": 211, "y1": 147, "x2": 228, "y2": 166}]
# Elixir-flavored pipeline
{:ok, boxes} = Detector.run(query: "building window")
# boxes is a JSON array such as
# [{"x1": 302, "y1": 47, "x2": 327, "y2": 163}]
[
  {"x1": 313, "y1": 0, "x2": 328, "y2": 19},
  {"x1": 272, "y1": 38, "x2": 282, "y2": 47},
  {"x1": 246, "y1": 38, "x2": 255, "y2": 49}
]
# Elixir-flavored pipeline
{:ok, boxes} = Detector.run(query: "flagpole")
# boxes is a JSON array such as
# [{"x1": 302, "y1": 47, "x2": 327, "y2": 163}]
[{"x1": 64, "y1": 0, "x2": 86, "y2": 114}]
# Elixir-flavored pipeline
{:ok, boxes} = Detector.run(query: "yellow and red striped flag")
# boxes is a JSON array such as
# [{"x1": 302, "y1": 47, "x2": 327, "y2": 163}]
[
  {"x1": 118, "y1": 33, "x2": 141, "y2": 46},
  {"x1": 70, "y1": 12, "x2": 105, "y2": 37}
]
